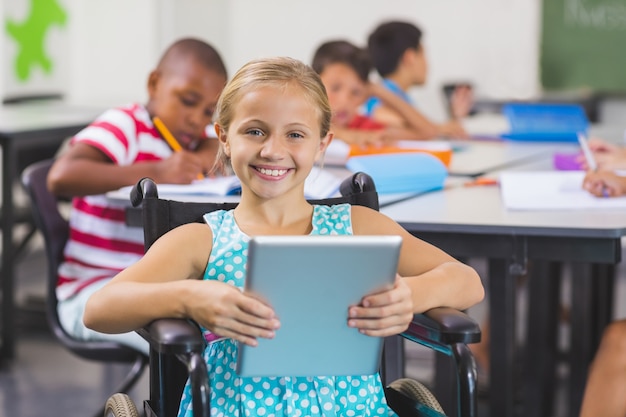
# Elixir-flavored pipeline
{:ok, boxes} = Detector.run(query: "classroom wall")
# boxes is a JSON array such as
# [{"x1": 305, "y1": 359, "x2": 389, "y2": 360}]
[{"x1": 65, "y1": 0, "x2": 542, "y2": 121}]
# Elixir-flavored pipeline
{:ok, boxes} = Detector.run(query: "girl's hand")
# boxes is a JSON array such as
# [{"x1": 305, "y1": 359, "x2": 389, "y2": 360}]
[
  {"x1": 582, "y1": 171, "x2": 626, "y2": 198},
  {"x1": 188, "y1": 281, "x2": 280, "y2": 346},
  {"x1": 347, "y1": 275, "x2": 413, "y2": 337},
  {"x1": 576, "y1": 138, "x2": 626, "y2": 171}
]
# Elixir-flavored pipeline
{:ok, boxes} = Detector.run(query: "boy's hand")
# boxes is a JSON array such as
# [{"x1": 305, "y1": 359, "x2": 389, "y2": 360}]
[
  {"x1": 583, "y1": 171, "x2": 626, "y2": 197},
  {"x1": 450, "y1": 85, "x2": 474, "y2": 119},
  {"x1": 188, "y1": 280, "x2": 280, "y2": 347},
  {"x1": 155, "y1": 151, "x2": 206, "y2": 183},
  {"x1": 347, "y1": 275, "x2": 413, "y2": 337},
  {"x1": 438, "y1": 120, "x2": 469, "y2": 139}
]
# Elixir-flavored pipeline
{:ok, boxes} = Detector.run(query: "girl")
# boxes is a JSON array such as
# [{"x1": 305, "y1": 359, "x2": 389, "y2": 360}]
[{"x1": 84, "y1": 56, "x2": 483, "y2": 416}]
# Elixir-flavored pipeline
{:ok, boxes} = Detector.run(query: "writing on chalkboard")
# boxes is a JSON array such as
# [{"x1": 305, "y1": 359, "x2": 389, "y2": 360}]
[{"x1": 564, "y1": 0, "x2": 626, "y2": 30}]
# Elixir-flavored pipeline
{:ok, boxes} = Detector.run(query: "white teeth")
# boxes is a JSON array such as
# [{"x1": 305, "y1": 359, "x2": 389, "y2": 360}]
[{"x1": 258, "y1": 167, "x2": 287, "y2": 177}]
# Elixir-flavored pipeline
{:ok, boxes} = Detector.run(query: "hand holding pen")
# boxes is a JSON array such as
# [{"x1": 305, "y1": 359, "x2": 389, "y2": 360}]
[
  {"x1": 582, "y1": 171, "x2": 626, "y2": 198},
  {"x1": 579, "y1": 132, "x2": 619, "y2": 197},
  {"x1": 154, "y1": 117, "x2": 205, "y2": 181}
]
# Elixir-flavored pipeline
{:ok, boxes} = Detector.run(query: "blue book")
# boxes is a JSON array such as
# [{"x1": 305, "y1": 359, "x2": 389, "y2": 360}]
[
  {"x1": 346, "y1": 153, "x2": 447, "y2": 195},
  {"x1": 502, "y1": 103, "x2": 589, "y2": 143}
]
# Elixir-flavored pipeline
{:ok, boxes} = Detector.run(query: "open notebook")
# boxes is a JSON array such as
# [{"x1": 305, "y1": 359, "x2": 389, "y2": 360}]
[{"x1": 117, "y1": 166, "x2": 342, "y2": 200}]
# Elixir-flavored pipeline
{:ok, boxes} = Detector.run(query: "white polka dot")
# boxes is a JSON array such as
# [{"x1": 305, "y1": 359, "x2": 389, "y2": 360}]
[
  {"x1": 319, "y1": 386, "x2": 330, "y2": 395},
  {"x1": 338, "y1": 381, "x2": 347, "y2": 389},
  {"x1": 247, "y1": 400, "x2": 256, "y2": 408},
  {"x1": 311, "y1": 405, "x2": 319, "y2": 413},
  {"x1": 323, "y1": 402, "x2": 333, "y2": 411},
  {"x1": 254, "y1": 390, "x2": 263, "y2": 399},
  {"x1": 359, "y1": 388, "x2": 367, "y2": 397},
  {"x1": 264, "y1": 397, "x2": 274, "y2": 406},
  {"x1": 348, "y1": 394, "x2": 357, "y2": 403}
]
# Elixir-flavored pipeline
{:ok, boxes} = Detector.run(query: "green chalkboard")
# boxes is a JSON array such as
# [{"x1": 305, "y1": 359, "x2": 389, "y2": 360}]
[{"x1": 541, "y1": 0, "x2": 626, "y2": 92}]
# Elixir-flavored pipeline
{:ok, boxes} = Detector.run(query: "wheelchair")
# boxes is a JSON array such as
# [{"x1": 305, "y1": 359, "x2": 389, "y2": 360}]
[{"x1": 104, "y1": 172, "x2": 481, "y2": 417}]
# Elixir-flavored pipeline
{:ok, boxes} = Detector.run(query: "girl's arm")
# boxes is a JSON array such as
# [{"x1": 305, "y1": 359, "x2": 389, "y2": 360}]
[
  {"x1": 331, "y1": 125, "x2": 386, "y2": 147},
  {"x1": 83, "y1": 223, "x2": 278, "y2": 346},
  {"x1": 348, "y1": 206, "x2": 484, "y2": 337},
  {"x1": 369, "y1": 83, "x2": 469, "y2": 140}
]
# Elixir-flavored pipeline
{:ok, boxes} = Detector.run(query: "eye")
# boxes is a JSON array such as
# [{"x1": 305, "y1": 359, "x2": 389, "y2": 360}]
[
  {"x1": 288, "y1": 132, "x2": 304, "y2": 139},
  {"x1": 204, "y1": 108, "x2": 215, "y2": 118},
  {"x1": 246, "y1": 128, "x2": 264, "y2": 137},
  {"x1": 180, "y1": 96, "x2": 198, "y2": 107}
]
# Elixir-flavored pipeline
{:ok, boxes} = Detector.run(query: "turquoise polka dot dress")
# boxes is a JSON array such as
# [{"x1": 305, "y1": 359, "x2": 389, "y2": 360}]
[{"x1": 177, "y1": 204, "x2": 397, "y2": 417}]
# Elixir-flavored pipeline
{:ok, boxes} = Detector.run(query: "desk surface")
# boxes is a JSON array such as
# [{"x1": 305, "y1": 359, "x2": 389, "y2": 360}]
[
  {"x1": 0, "y1": 102, "x2": 103, "y2": 136},
  {"x1": 447, "y1": 139, "x2": 578, "y2": 177},
  {"x1": 381, "y1": 184, "x2": 626, "y2": 239}
]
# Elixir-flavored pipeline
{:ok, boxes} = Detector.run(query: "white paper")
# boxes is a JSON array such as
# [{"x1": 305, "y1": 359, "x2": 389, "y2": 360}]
[
  {"x1": 116, "y1": 167, "x2": 342, "y2": 200},
  {"x1": 499, "y1": 171, "x2": 626, "y2": 210}
]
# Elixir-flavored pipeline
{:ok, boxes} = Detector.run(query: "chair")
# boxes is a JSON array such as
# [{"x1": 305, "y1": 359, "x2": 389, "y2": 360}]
[
  {"x1": 105, "y1": 173, "x2": 481, "y2": 417},
  {"x1": 20, "y1": 159, "x2": 148, "y2": 417}
]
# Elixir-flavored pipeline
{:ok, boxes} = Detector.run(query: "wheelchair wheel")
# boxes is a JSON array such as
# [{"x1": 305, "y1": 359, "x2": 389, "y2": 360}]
[
  {"x1": 104, "y1": 393, "x2": 139, "y2": 417},
  {"x1": 389, "y1": 378, "x2": 445, "y2": 415}
]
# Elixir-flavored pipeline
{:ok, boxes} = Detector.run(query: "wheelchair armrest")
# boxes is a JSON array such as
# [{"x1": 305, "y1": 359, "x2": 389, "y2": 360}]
[
  {"x1": 402, "y1": 307, "x2": 481, "y2": 347},
  {"x1": 130, "y1": 177, "x2": 159, "y2": 207},
  {"x1": 137, "y1": 318, "x2": 206, "y2": 355}
]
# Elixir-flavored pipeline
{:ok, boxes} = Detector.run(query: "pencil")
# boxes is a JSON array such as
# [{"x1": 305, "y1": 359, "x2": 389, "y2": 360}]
[
  {"x1": 153, "y1": 117, "x2": 203, "y2": 179},
  {"x1": 153, "y1": 117, "x2": 183, "y2": 152}
]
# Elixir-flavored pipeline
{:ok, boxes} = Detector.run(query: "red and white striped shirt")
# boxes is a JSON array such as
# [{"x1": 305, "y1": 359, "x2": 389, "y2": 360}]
[{"x1": 57, "y1": 103, "x2": 172, "y2": 301}]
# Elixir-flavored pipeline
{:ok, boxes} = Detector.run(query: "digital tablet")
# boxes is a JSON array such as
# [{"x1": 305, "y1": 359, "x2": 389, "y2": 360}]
[{"x1": 236, "y1": 234, "x2": 402, "y2": 377}]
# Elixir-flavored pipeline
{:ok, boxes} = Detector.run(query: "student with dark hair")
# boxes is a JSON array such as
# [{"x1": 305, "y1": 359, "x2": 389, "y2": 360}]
[
  {"x1": 312, "y1": 39, "x2": 447, "y2": 146},
  {"x1": 366, "y1": 21, "x2": 471, "y2": 139},
  {"x1": 47, "y1": 38, "x2": 228, "y2": 354}
]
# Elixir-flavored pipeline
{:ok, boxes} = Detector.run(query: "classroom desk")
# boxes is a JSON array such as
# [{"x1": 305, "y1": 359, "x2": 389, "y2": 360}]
[
  {"x1": 0, "y1": 102, "x2": 103, "y2": 363},
  {"x1": 447, "y1": 139, "x2": 578, "y2": 177},
  {"x1": 381, "y1": 185, "x2": 626, "y2": 417}
]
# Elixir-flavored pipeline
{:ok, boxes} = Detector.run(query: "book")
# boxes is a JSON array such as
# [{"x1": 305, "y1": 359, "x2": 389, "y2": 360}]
[
  {"x1": 323, "y1": 140, "x2": 453, "y2": 167},
  {"x1": 116, "y1": 166, "x2": 342, "y2": 201}
]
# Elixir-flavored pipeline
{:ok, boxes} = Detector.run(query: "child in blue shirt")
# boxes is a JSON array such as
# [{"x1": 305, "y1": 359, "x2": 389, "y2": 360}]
[
  {"x1": 84, "y1": 56, "x2": 484, "y2": 416},
  {"x1": 366, "y1": 20, "x2": 471, "y2": 139}
]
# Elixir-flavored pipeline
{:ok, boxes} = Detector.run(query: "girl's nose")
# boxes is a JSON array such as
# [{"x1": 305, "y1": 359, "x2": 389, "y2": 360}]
[{"x1": 259, "y1": 135, "x2": 284, "y2": 160}]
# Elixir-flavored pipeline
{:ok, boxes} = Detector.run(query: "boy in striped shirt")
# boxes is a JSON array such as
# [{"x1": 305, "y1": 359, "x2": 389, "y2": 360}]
[{"x1": 47, "y1": 38, "x2": 227, "y2": 353}]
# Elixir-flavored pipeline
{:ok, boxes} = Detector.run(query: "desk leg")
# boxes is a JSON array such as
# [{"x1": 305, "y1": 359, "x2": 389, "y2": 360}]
[
  {"x1": 1, "y1": 138, "x2": 16, "y2": 362},
  {"x1": 488, "y1": 259, "x2": 518, "y2": 417},
  {"x1": 523, "y1": 261, "x2": 561, "y2": 417},
  {"x1": 569, "y1": 262, "x2": 614, "y2": 417}
]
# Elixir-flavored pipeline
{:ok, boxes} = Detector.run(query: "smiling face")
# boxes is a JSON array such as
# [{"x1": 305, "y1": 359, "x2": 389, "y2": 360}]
[
  {"x1": 218, "y1": 82, "x2": 331, "y2": 200},
  {"x1": 146, "y1": 57, "x2": 226, "y2": 150},
  {"x1": 319, "y1": 63, "x2": 368, "y2": 128}
]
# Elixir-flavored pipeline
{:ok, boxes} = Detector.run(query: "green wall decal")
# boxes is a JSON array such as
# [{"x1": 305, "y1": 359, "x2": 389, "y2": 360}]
[{"x1": 5, "y1": 0, "x2": 67, "y2": 82}]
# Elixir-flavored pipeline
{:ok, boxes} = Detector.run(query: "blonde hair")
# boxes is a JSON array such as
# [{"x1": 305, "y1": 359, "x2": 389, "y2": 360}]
[{"x1": 212, "y1": 57, "x2": 331, "y2": 173}]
